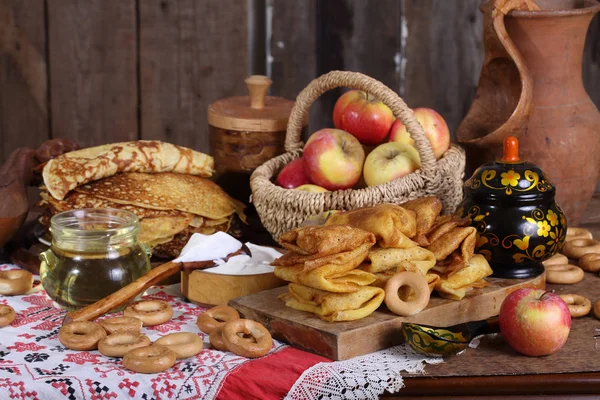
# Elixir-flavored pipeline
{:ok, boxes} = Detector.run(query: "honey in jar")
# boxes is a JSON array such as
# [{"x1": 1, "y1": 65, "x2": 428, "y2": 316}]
[{"x1": 39, "y1": 208, "x2": 151, "y2": 311}]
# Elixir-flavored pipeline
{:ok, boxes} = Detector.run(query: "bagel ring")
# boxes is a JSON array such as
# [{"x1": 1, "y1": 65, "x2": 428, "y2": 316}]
[
  {"x1": 99, "y1": 316, "x2": 143, "y2": 334},
  {"x1": 155, "y1": 332, "x2": 203, "y2": 359},
  {"x1": 579, "y1": 253, "x2": 600, "y2": 273},
  {"x1": 124, "y1": 300, "x2": 173, "y2": 326},
  {"x1": 0, "y1": 270, "x2": 33, "y2": 295},
  {"x1": 209, "y1": 326, "x2": 228, "y2": 351},
  {"x1": 542, "y1": 253, "x2": 568, "y2": 267},
  {"x1": 196, "y1": 305, "x2": 240, "y2": 334},
  {"x1": 123, "y1": 345, "x2": 177, "y2": 374},
  {"x1": 384, "y1": 271, "x2": 430, "y2": 316},
  {"x1": 98, "y1": 333, "x2": 151, "y2": 358},
  {"x1": 545, "y1": 264, "x2": 585, "y2": 284},
  {"x1": 594, "y1": 300, "x2": 600, "y2": 320},
  {"x1": 58, "y1": 321, "x2": 107, "y2": 351},
  {"x1": 222, "y1": 319, "x2": 273, "y2": 358},
  {"x1": 562, "y1": 239, "x2": 600, "y2": 260},
  {"x1": 559, "y1": 294, "x2": 591, "y2": 318},
  {"x1": 209, "y1": 325, "x2": 255, "y2": 352},
  {"x1": 566, "y1": 227, "x2": 593, "y2": 242},
  {"x1": 0, "y1": 304, "x2": 16, "y2": 327}
]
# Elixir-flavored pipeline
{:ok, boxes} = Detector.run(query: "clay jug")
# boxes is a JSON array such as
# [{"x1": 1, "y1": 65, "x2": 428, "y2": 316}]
[{"x1": 457, "y1": 0, "x2": 600, "y2": 225}]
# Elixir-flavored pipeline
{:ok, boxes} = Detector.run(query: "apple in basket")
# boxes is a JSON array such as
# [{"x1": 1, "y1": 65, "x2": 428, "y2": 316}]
[
  {"x1": 389, "y1": 108, "x2": 450, "y2": 159},
  {"x1": 295, "y1": 184, "x2": 329, "y2": 193},
  {"x1": 499, "y1": 288, "x2": 571, "y2": 356},
  {"x1": 333, "y1": 90, "x2": 395, "y2": 145},
  {"x1": 303, "y1": 129, "x2": 365, "y2": 191},
  {"x1": 362, "y1": 142, "x2": 421, "y2": 187},
  {"x1": 275, "y1": 157, "x2": 312, "y2": 189}
]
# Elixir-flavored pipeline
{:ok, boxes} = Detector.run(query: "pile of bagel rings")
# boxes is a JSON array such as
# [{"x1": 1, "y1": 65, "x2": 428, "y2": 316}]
[
  {"x1": 58, "y1": 299, "x2": 204, "y2": 374},
  {"x1": 55, "y1": 300, "x2": 273, "y2": 374},
  {"x1": 542, "y1": 226, "x2": 600, "y2": 320},
  {"x1": 196, "y1": 305, "x2": 273, "y2": 358}
]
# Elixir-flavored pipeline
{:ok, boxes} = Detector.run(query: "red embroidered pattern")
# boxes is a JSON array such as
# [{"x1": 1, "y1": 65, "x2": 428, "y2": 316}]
[{"x1": 0, "y1": 265, "x2": 287, "y2": 400}]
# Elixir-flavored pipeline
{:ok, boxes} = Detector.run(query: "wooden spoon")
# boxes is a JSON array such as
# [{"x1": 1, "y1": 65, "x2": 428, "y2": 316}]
[{"x1": 402, "y1": 317, "x2": 500, "y2": 357}]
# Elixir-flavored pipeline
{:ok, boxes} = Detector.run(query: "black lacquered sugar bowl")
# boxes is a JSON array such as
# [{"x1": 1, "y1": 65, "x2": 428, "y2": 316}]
[{"x1": 458, "y1": 136, "x2": 567, "y2": 279}]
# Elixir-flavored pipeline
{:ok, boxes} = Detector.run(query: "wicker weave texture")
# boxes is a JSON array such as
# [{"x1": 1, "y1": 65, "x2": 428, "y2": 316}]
[{"x1": 250, "y1": 71, "x2": 465, "y2": 240}]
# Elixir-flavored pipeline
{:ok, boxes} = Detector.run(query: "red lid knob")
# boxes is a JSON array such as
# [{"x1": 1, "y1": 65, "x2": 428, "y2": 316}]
[{"x1": 502, "y1": 136, "x2": 520, "y2": 162}]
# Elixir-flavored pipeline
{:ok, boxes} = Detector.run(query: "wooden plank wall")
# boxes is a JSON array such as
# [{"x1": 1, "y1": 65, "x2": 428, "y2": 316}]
[
  {"x1": 0, "y1": 0, "x2": 598, "y2": 164},
  {"x1": 139, "y1": 0, "x2": 249, "y2": 151},
  {"x1": 48, "y1": 0, "x2": 138, "y2": 145},
  {"x1": 0, "y1": 0, "x2": 47, "y2": 161}
]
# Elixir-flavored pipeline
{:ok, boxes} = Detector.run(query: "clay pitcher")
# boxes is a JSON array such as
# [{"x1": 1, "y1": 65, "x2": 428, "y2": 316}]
[{"x1": 457, "y1": 0, "x2": 600, "y2": 225}]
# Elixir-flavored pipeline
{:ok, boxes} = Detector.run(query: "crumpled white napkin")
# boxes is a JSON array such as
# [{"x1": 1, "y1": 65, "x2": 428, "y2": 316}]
[{"x1": 173, "y1": 232, "x2": 282, "y2": 275}]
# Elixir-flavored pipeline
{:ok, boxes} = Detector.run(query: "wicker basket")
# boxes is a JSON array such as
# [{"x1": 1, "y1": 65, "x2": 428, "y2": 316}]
[{"x1": 250, "y1": 71, "x2": 465, "y2": 240}]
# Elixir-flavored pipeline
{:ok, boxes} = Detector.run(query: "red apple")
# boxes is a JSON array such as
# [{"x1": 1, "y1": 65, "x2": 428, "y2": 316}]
[
  {"x1": 362, "y1": 142, "x2": 421, "y2": 187},
  {"x1": 333, "y1": 90, "x2": 395, "y2": 146},
  {"x1": 499, "y1": 288, "x2": 571, "y2": 356},
  {"x1": 389, "y1": 108, "x2": 450, "y2": 159},
  {"x1": 275, "y1": 157, "x2": 311, "y2": 189},
  {"x1": 303, "y1": 128, "x2": 365, "y2": 191}
]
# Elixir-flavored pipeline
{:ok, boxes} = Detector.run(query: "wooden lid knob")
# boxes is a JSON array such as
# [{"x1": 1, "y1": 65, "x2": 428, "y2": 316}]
[
  {"x1": 245, "y1": 75, "x2": 272, "y2": 110},
  {"x1": 501, "y1": 136, "x2": 520, "y2": 162}
]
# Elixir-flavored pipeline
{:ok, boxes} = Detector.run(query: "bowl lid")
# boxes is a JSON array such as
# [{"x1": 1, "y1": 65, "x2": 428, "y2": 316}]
[
  {"x1": 208, "y1": 75, "x2": 306, "y2": 132},
  {"x1": 464, "y1": 136, "x2": 555, "y2": 201}
]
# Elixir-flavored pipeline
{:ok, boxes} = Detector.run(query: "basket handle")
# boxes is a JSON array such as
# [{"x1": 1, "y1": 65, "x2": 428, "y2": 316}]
[{"x1": 284, "y1": 71, "x2": 438, "y2": 177}]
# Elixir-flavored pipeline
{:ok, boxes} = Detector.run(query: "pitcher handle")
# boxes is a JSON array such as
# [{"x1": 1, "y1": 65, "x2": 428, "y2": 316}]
[{"x1": 458, "y1": 0, "x2": 537, "y2": 148}]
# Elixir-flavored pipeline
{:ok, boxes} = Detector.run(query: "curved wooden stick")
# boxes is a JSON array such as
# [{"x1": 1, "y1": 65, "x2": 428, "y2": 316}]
[{"x1": 64, "y1": 261, "x2": 183, "y2": 325}]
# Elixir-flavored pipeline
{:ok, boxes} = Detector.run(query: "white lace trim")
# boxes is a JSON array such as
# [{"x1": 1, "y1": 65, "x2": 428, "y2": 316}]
[{"x1": 285, "y1": 344, "x2": 443, "y2": 400}]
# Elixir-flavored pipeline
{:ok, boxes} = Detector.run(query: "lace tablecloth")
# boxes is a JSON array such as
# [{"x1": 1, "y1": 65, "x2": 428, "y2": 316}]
[{"x1": 0, "y1": 264, "x2": 441, "y2": 399}]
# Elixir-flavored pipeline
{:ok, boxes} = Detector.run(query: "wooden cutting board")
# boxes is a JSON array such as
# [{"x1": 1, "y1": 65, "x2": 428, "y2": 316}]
[{"x1": 229, "y1": 273, "x2": 545, "y2": 361}]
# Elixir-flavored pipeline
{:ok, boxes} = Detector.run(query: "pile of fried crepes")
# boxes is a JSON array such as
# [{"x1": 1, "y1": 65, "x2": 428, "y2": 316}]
[
  {"x1": 272, "y1": 198, "x2": 493, "y2": 322},
  {"x1": 39, "y1": 141, "x2": 245, "y2": 258}
]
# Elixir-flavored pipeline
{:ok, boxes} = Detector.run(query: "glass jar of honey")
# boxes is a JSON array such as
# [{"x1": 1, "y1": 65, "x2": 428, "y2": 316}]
[{"x1": 39, "y1": 208, "x2": 151, "y2": 311}]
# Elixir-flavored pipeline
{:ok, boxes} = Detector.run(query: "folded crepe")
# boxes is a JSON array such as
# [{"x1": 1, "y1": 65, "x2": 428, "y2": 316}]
[
  {"x1": 400, "y1": 197, "x2": 443, "y2": 246},
  {"x1": 273, "y1": 243, "x2": 375, "y2": 292},
  {"x1": 434, "y1": 254, "x2": 493, "y2": 300},
  {"x1": 427, "y1": 226, "x2": 477, "y2": 263},
  {"x1": 273, "y1": 241, "x2": 376, "y2": 272},
  {"x1": 360, "y1": 246, "x2": 436, "y2": 276},
  {"x1": 278, "y1": 225, "x2": 376, "y2": 259},
  {"x1": 280, "y1": 283, "x2": 385, "y2": 322},
  {"x1": 426, "y1": 215, "x2": 471, "y2": 245},
  {"x1": 325, "y1": 204, "x2": 418, "y2": 249},
  {"x1": 43, "y1": 140, "x2": 214, "y2": 200}
]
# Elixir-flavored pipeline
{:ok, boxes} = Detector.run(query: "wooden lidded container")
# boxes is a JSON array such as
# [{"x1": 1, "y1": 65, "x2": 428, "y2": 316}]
[{"x1": 208, "y1": 75, "x2": 305, "y2": 202}]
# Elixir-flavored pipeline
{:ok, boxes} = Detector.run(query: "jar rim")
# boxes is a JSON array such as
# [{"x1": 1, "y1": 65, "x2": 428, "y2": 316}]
[{"x1": 50, "y1": 208, "x2": 140, "y2": 240}]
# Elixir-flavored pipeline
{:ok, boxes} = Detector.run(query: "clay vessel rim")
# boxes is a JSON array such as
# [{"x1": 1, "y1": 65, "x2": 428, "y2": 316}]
[{"x1": 479, "y1": 0, "x2": 600, "y2": 18}]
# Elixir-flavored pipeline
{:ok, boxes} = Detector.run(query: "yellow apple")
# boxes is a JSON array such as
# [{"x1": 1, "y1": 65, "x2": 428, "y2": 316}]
[
  {"x1": 389, "y1": 108, "x2": 450, "y2": 159},
  {"x1": 363, "y1": 142, "x2": 421, "y2": 187},
  {"x1": 295, "y1": 184, "x2": 329, "y2": 193},
  {"x1": 303, "y1": 128, "x2": 365, "y2": 191}
]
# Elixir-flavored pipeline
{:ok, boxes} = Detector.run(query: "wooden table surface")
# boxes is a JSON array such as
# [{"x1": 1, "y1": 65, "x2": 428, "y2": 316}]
[{"x1": 389, "y1": 195, "x2": 600, "y2": 398}]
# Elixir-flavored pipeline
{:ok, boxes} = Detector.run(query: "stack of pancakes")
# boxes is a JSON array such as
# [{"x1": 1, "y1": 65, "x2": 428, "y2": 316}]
[
  {"x1": 273, "y1": 225, "x2": 385, "y2": 322},
  {"x1": 39, "y1": 141, "x2": 245, "y2": 258},
  {"x1": 273, "y1": 198, "x2": 494, "y2": 322}
]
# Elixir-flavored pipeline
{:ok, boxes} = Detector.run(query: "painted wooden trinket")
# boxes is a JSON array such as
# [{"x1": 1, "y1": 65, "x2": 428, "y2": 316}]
[{"x1": 458, "y1": 136, "x2": 566, "y2": 279}]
